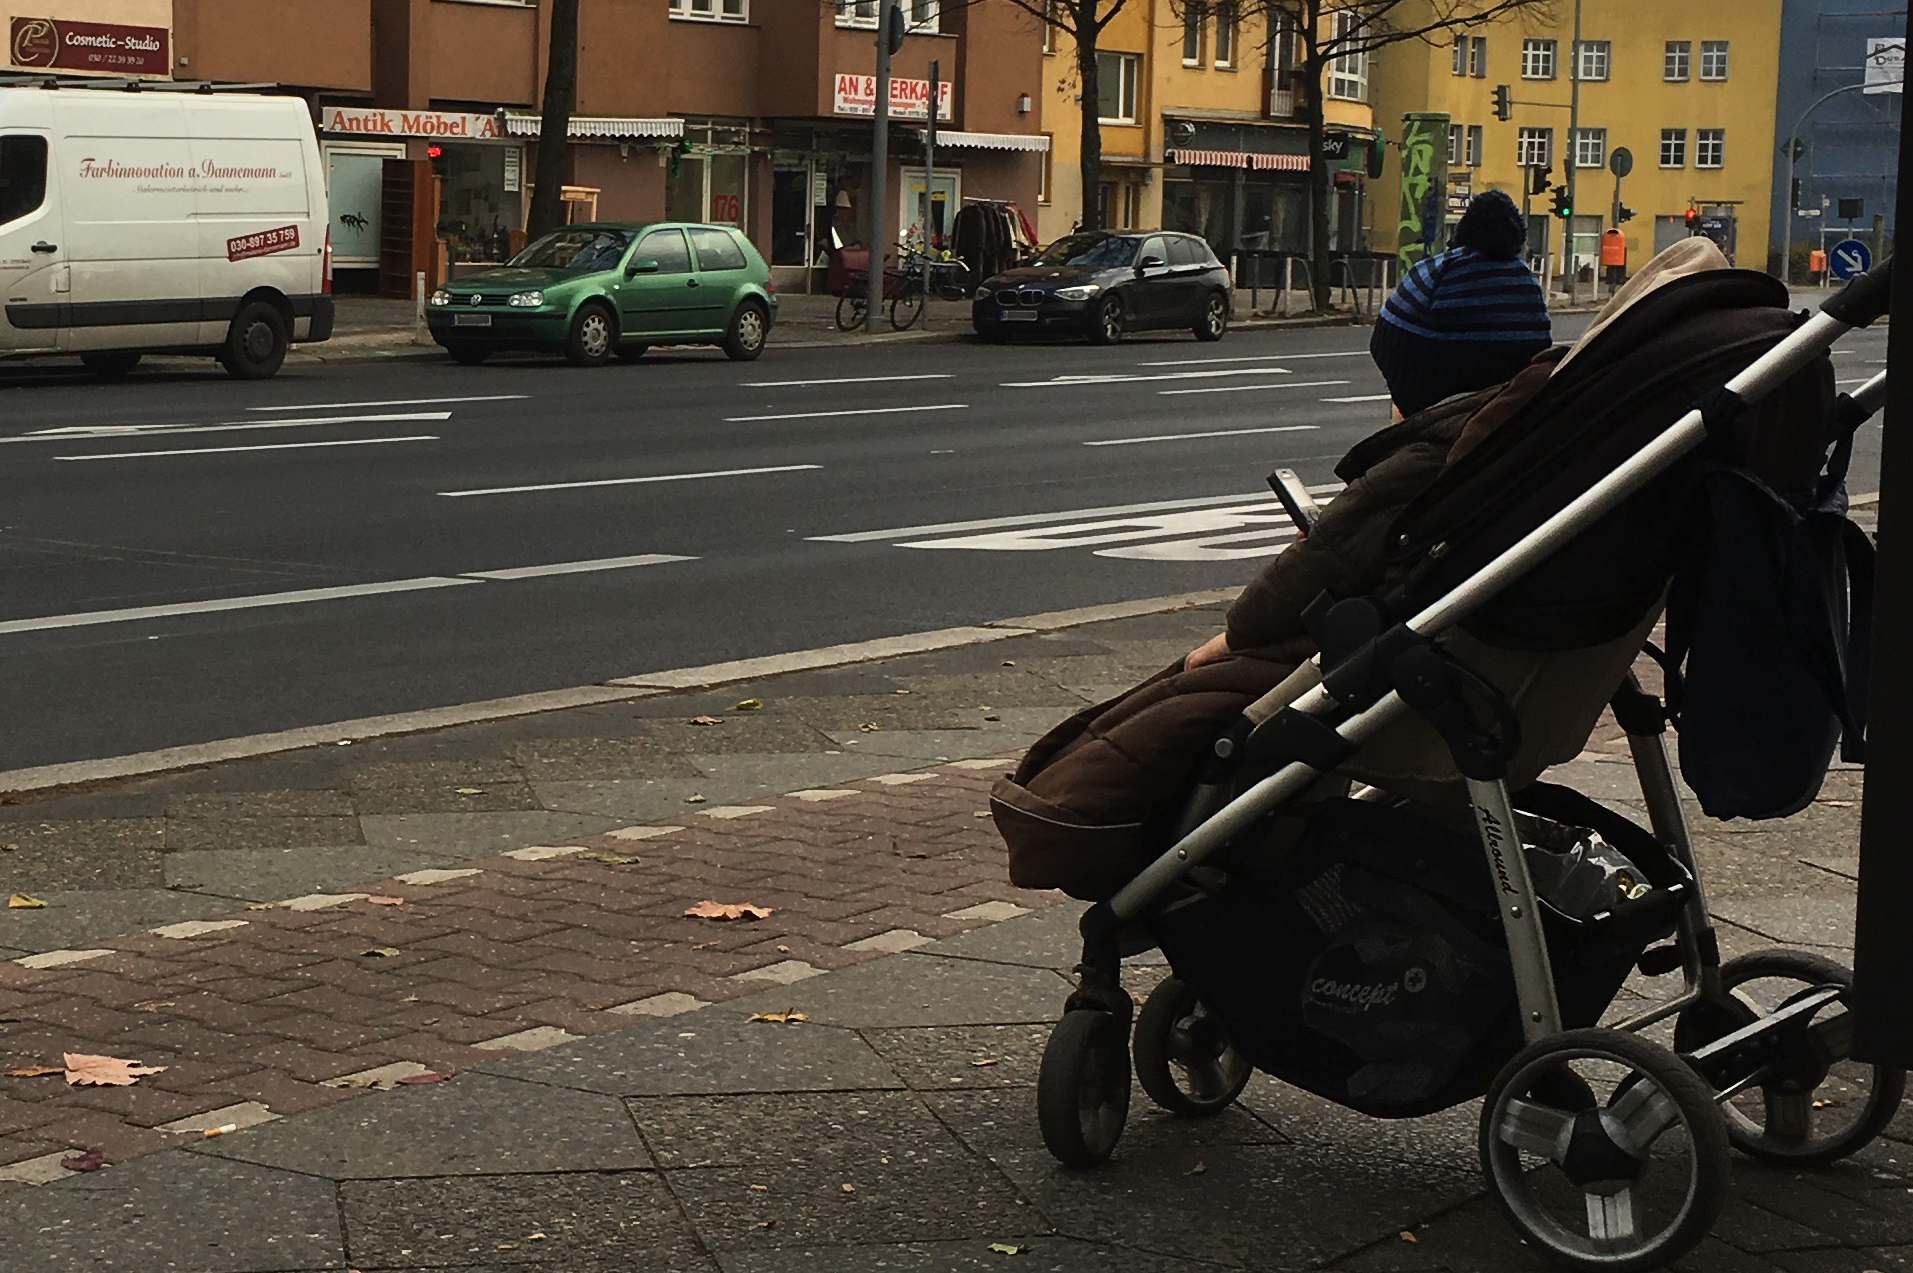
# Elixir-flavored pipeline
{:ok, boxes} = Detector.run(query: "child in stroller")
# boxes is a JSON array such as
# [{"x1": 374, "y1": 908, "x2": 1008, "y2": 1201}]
[{"x1": 991, "y1": 242, "x2": 1899, "y2": 1270}]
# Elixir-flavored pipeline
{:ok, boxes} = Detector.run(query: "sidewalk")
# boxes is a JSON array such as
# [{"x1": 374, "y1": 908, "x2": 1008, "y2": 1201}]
[{"x1": 0, "y1": 592, "x2": 1901, "y2": 1272}]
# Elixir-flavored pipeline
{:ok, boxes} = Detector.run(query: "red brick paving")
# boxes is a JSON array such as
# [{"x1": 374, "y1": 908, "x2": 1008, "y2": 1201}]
[{"x1": 0, "y1": 759, "x2": 1048, "y2": 1174}]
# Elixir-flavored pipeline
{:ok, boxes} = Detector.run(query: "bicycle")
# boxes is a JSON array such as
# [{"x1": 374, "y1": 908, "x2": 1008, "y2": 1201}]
[
  {"x1": 887, "y1": 251, "x2": 973, "y2": 331},
  {"x1": 833, "y1": 264, "x2": 915, "y2": 331}
]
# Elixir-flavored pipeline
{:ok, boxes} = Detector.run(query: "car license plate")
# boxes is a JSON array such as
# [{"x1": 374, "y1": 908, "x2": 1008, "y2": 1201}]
[
  {"x1": 999, "y1": 310, "x2": 1037, "y2": 323},
  {"x1": 452, "y1": 313, "x2": 492, "y2": 327}
]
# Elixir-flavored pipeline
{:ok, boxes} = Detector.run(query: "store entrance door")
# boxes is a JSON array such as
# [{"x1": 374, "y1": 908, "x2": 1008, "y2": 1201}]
[{"x1": 900, "y1": 169, "x2": 958, "y2": 251}]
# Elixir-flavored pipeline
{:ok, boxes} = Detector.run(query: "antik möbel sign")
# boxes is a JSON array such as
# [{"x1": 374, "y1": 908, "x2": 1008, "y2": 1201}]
[
  {"x1": 322, "y1": 107, "x2": 505, "y2": 140},
  {"x1": 832, "y1": 73, "x2": 953, "y2": 121}
]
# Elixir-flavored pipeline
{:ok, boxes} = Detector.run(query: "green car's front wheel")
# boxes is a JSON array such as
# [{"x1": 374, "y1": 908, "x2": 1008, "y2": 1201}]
[{"x1": 566, "y1": 302, "x2": 617, "y2": 367}]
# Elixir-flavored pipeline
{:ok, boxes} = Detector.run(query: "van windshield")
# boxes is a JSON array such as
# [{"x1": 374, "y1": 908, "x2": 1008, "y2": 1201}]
[{"x1": 509, "y1": 228, "x2": 633, "y2": 272}]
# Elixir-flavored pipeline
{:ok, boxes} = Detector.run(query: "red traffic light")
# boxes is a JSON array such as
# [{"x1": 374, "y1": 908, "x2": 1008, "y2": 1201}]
[
  {"x1": 1684, "y1": 208, "x2": 1698, "y2": 225},
  {"x1": 427, "y1": 144, "x2": 443, "y2": 159}
]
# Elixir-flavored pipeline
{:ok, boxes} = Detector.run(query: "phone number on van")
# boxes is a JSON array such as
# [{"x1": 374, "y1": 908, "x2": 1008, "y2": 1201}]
[{"x1": 227, "y1": 225, "x2": 301, "y2": 262}]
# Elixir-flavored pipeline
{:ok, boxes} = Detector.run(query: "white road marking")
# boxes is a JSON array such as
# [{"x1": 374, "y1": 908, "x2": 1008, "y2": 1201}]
[
  {"x1": 723, "y1": 403, "x2": 968, "y2": 422},
  {"x1": 55, "y1": 436, "x2": 438, "y2": 461},
  {"x1": 462, "y1": 554, "x2": 694, "y2": 580},
  {"x1": 0, "y1": 577, "x2": 479, "y2": 635},
  {"x1": 741, "y1": 374, "x2": 955, "y2": 388},
  {"x1": 1139, "y1": 350, "x2": 1370, "y2": 367},
  {"x1": 810, "y1": 492, "x2": 1283, "y2": 542},
  {"x1": 1002, "y1": 368, "x2": 1294, "y2": 388},
  {"x1": 1085, "y1": 424, "x2": 1319, "y2": 447},
  {"x1": 245, "y1": 396, "x2": 528, "y2": 411},
  {"x1": 1836, "y1": 376, "x2": 1875, "y2": 385},
  {"x1": 439, "y1": 463, "x2": 822, "y2": 498},
  {"x1": 1158, "y1": 379, "x2": 1351, "y2": 398},
  {"x1": 5, "y1": 412, "x2": 452, "y2": 443},
  {"x1": 1321, "y1": 393, "x2": 1394, "y2": 404}
]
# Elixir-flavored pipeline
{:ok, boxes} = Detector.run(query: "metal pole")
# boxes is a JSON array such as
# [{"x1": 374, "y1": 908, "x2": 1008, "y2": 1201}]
[
  {"x1": 1566, "y1": 0, "x2": 1582, "y2": 304},
  {"x1": 1782, "y1": 82, "x2": 1872, "y2": 290},
  {"x1": 924, "y1": 57, "x2": 938, "y2": 254},
  {"x1": 865, "y1": 0, "x2": 898, "y2": 334}
]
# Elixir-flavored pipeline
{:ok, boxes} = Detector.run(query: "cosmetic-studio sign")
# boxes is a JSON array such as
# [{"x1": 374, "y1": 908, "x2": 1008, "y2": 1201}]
[{"x1": 9, "y1": 17, "x2": 170, "y2": 76}]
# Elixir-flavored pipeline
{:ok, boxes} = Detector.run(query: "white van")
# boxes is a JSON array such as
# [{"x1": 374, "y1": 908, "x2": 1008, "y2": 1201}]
[{"x1": 0, "y1": 86, "x2": 332, "y2": 379}]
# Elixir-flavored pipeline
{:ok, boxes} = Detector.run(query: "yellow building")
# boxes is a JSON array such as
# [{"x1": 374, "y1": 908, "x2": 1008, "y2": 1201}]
[
  {"x1": 1038, "y1": 2, "x2": 1377, "y2": 264},
  {"x1": 1365, "y1": 1, "x2": 1782, "y2": 282}
]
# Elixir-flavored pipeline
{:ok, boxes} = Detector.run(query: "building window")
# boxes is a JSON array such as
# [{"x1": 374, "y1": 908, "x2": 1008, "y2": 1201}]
[
  {"x1": 1039, "y1": 134, "x2": 1052, "y2": 202},
  {"x1": 1696, "y1": 128, "x2": 1724, "y2": 168},
  {"x1": 1453, "y1": 34, "x2": 1466, "y2": 76},
  {"x1": 1471, "y1": 36, "x2": 1487, "y2": 77},
  {"x1": 1042, "y1": 0, "x2": 1055, "y2": 53},
  {"x1": 671, "y1": 0, "x2": 747, "y2": 20},
  {"x1": 1448, "y1": 123, "x2": 1463, "y2": 165},
  {"x1": 1663, "y1": 41, "x2": 1689, "y2": 81},
  {"x1": 1659, "y1": 127, "x2": 1687, "y2": 168},
  {"x1": 1575, "y1": 40, "x2": 1609, "y2": 81},
  {"x1": 1214, "y1": 3, "x2": 1235, "y2": 68},
  {"x1": 1328, "y1": 11, "x2": 1368, "y2": 101},
  {"x1": 836, "y1": 0, "x2": 937, "y2": 32},
  {"x1": 1466, "y1": 124, "x2": 1483, "y2": 167},
  {"x1": 1097, "y1": 51, "x2": 1139, "y2": 123},
  {"x1": 1183, "y1": 3, "x2": 1204, "y2": 65},
  {"x1": 1267, "y1": 9, "x2": 1295, "y2": 75},
  {"x1": 1517, "y1": 126, "x2": 1552, "y2": 169},
  {"x1": 1521, "y1": 38, "x2": 1556, "y2": 80},
  {"x1": 1573, "y1": 127, "x2": 1606, "y2": 168},
  {"x1": 1700, "y1": 40, "x2": 1729, "y2": 81}
]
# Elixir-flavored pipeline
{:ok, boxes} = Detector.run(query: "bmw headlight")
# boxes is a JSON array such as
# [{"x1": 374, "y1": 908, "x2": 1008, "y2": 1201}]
[
  {"x1": 1054, "y1": 284, "x2": 1101, "y2": 301},
  {"x1": 429, "y1": 289, "x2": 451, "y2": 306},
  {"x1": 974, "y1": 286, "x2": 993, "y2": 299},
  {"x1": 508, "y1": 291, "x2": 545, "y2": 308}
]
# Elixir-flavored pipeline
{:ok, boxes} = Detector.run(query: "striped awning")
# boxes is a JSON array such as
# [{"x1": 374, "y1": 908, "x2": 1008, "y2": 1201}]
[
  {"x1": 1169, "y1": 148, "x2": 1309, "y2": 171},
  {"x1": 927, "y1": 130, "x2": 1050, "y2": 153},
  {"x1": 502, "y1": 114, "x2": 685, "y2": 140}
]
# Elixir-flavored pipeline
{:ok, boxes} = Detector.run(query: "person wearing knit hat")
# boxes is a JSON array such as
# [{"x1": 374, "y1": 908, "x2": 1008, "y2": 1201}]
[{"x1": 1369, "y1": 190, "x2": 1553, "y2": 420}]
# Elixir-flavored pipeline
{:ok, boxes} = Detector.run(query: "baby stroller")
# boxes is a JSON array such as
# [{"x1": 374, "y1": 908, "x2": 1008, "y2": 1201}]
[{"x1": 1017, "y1": 264, "x2": 1898, "y2": 1271}]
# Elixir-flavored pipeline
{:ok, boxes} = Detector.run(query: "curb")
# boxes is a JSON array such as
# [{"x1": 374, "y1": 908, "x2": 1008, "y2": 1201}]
[{"x1": 0, "y1": 589, "x2": 1231, "y2": 802}]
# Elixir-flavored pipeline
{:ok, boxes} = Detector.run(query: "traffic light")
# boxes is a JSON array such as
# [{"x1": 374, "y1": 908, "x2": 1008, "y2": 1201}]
[
  {"x1": 1618, "y1": 205, "x2": 1635, "y2": 223},
  {"x1": 1492, "y1": 84, "x2": 1512, "y2": 121},
  {"x1": 1550, "y1": 186, "x2": 1572, "y2": 219},
  {"x1": 427, "y1": 144, "x2": 446, "y2": 176},
  {"x1": 1684, "y1": 208, "x2": 1699, "y2": 233},
  {"x1": 1529, "y1": 166, "x2": 1552, "y2": 196}
]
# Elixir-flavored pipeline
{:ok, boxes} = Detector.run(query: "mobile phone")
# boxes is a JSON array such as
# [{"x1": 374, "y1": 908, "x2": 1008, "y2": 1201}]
[{"x1": 1268, "y1": 469, "x2": 1320, "y2": 534}]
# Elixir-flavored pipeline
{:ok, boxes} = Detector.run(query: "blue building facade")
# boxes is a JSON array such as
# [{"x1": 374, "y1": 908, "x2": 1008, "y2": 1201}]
[{"x1": 1770, "y1": 0, "x2": 1903, "y2": 275}]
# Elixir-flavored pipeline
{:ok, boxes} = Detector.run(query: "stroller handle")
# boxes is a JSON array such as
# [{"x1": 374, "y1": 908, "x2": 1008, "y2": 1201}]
[{"x1": 1823, "y1": 256, "x2": 1893, "y2": 328}]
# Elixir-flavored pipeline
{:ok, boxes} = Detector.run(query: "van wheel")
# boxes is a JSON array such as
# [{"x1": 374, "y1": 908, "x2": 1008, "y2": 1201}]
[
  {"x1": 723, "y1": 301, "x2": 769, "y2": 361},
  {"x1": 565, "y1": 302, "x2": 616, "y2": 367},
  {"x1": 220, "y1": 301, "x2": 289, "y2": 380},
  {"x1": 80, "y1": 352, "x2": 142, "y2": 380},
  {"x1": 447, "y1": 344, "x2": 491, "y2": 366}
]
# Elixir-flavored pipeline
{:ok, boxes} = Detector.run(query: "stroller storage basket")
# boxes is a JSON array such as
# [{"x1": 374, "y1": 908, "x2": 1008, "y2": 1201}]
[{"x1": 1150, "y1": 784, "x2": 1688, "y2": 1119}]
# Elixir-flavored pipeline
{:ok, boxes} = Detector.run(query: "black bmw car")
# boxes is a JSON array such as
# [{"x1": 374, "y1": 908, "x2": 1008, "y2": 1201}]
[{"x1": 972, "y1": 230, "x2": 1233, "y2": 345}]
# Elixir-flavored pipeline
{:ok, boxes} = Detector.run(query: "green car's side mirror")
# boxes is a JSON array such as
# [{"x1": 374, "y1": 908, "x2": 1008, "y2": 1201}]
[{"x1": 627, "y1": 259, "x2": 661, "y2": 276}]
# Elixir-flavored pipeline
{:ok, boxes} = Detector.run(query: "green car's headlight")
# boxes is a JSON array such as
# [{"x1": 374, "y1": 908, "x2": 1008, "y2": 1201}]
[{"x1": 508, "y1": 291, "x2": 545, "y2": 308}]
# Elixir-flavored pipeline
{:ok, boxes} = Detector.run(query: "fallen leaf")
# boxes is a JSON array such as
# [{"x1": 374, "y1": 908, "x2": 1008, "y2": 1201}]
[
  {"x1": 396, "y1": 1072, "x2": 447, "y2": 1085},
  {"x1": 1399, "y1": 1231, "x2": 1418, "y2": 1244},
  {"x1": 733, "y1": 698, "x2": 764, "y2": 711},
  {"x1": 893, "y1": 689, "x2": 911, "y2": 695},
  {"x1": 361, "y1": 947, "x2": 403, "y2": 958},
  {"x1": 974, "y1": 810, "x2": 992, "y2": 818},
  {"x1": 749, "y1": 1184, "x2": 769, "y2": 1192},
  {"x1": 132, "y1": 1000, "x2": 175, "y2": 1012},
  {"x1": 7, "y1": 1065, "x2": 62, "y2": 1078},
  {"x1": 60, "y1": 1148, "x2": 105, "y2": 1172},
  {"x1": 366, "y1": 896, "x2": 406, "y2": 906},
  {"x1": 685, "y1": 899, "x2": 773, "y2": 921},
  {"x1": 454, "y1": 786, "x2": 485, "y2": 795},
  {"x1": 1001, "y1": 660, "x2": 1016, "y2": 667},
  {"x1": 857, "y1": 722, "x2": 883, "y2": 732},
  {"x1": 7, "y1": 893, "x2": 47, "y2": 909},
  {"x1": 689, "y1": 715, "x2": 723, "y2": 726},
  {"x1": 840, "y1": 1182, "x2": 857, "y2": 1194},
  {"x1": 528, "y1": 1232, "x2": 546, "y2": 1241},
  {"x1": 970, "y1": 1058, "x2": 999, "y2": 1068},
  {"x1": 1813, "y1": 1097, "x2": 1848, "y2": 1109},
  {"x1": 685, "y1": 794, "x2": 708, "y2": 804},
  {"x1": 64, "y1": 1054, "x2": 166, "y2": 1087},
  {"x1": 983, "y1": 714, "x2": 1001, "y2": 722},
  {"x1": 578, "y1": 852, "x2": 642, "y2": 865},
  {"x1": 989, "y1": 1243, "x2": 1029, "y2": 1255},
  {"x1": 244, "y1": 902, "x2": 279, "y2": 911},
  {"x1": 200, "y1": 1124, "x2": 238, "y2": 1139},
  {"x1": 755, "y1": 1219, "x2": 778, "y2": 1229},
  {"x1": 749, "y1": 1009, "x2": 809, "y2": 1024},
  {"x1": 776, "y1": 944, "x2": 790, "y2": 953}
]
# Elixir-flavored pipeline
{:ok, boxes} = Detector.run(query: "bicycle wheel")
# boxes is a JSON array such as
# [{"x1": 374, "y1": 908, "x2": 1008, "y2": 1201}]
[
  {"x1": 834, "y1": 293, "x2": 866, "y2": 331},
  {"x1": 889, "y1": 280, "x2": 926, "y2": 330}
]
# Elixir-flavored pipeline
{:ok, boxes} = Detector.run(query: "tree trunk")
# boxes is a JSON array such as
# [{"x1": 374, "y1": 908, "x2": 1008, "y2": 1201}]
[
  {"x1": 1075, "y1": 7, "x2": 1104, "y2": 232},
  {"x1": 526, "y1": 0, "x2": 581, "y2": 239},
  {"x1": 1303, "y1": 58, "x2": 1333, "y2": 312}
]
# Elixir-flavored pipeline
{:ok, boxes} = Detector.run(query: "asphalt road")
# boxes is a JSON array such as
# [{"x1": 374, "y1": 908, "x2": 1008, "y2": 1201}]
[{"x1": 0, "y1": 312, "x2": 1889, "y2": 772}]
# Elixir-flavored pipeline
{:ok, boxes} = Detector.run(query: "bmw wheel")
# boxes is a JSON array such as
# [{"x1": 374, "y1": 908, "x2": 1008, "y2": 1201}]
[
  {"x1": 1088, "y1": 295, "x2": 1125, "y2": 346},
  {"x1": 1194, "y1": 292, "x2": 1229, "y2": 342}
]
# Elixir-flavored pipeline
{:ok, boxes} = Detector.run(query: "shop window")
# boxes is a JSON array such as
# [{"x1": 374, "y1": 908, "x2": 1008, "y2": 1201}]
[
  {"x1": 1574, "y1": 40, "x2": 1609, "y2": 81},
  {"x1": 1183, "y1": 4, "x2": 1204, "y2": 66},
  {"x1": 667, "y1": 123, "x2": 750, "y2": 228},
  {"x1": 689, "y1": 227, "x2": 748, "y2": 272},
  {"x1": 1664, "y1": 41, "x2": 1690, "y2": 82},
  {"x1": 0, "y1": 135, "x2": 49, "y2": 228},
  {"x1": 1696, "y1": 128, "x2": 1724, "y2": 169},
  {"x1": 1097, "y1": 52, "x2": 1139, "y2": 123},
  {"x1": 1328, "y1": 12, "x2": 1367, "y2": 101},
  {"x1": 1700, "y1": 40, "x2": 1729, "y2": 81},
  {"x1": 670, "y1": 0, "x2": 747, "y2": 21},
  {"x1": 1521, "y1": 38, "x2": 1556, "y2": 80},
  {"x1": 1659, "y1": 128, "x2": 1687, "y2": 168},
  {"x1": 1516, "y1": 126, "x2": 1552, "y2": 169},
  {"x1": 635, "y1": 228, "x2": 692, "y2": 273},
  {"x1": 1573, "y1": 127, "x2": 1606, "y2": 169}
]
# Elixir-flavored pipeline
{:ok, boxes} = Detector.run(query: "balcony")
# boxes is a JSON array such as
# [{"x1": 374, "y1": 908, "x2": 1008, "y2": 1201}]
[{"x1": 1263, "y1": 69, "x2": 1296, "y2": 119}]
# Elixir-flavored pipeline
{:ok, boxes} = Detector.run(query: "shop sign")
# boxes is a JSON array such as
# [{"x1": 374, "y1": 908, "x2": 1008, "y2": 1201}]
[
  {"x1": 9, "y1": 16, "x2": 170, "y2": 76},
  {"x1": 832, "y1": 73, "x2": 953, "y2": 122},
  {"x1": 322, "y1": 107, "x2": 505, "y2": 141},
  {"x1": 1865, "y1": 37, "x2": 1904, "y2": 94},
  {"x1": 710, "y1": 192, "x2": 742, "y2": 224},
  {"x1": 503, "y1": 147, "x2": 522, "y2": 193}
]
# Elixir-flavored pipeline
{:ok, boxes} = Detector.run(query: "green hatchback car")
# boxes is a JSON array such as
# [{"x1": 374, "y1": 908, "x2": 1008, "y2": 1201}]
[{"x1": 426, "y1": 222, "x2": 778, "y2": 366}]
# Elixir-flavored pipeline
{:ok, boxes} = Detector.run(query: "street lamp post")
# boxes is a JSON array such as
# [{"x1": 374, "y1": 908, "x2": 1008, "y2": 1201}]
[
  {"x1": 865, "y1": 0, "x2": 900, "y2": 334},
  {"x1": 1781, "y1": 81, "x2": 1875, "y2": 287}
]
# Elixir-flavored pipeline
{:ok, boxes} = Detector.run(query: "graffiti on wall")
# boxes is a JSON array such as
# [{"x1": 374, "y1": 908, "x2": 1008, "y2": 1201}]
[{"x1": 1397, "y1": 113, "x2": 1450, "y2": 276}]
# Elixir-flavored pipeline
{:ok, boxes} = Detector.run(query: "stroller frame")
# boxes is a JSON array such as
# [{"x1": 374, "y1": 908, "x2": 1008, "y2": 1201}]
[{"x1": 1038, "y1": 266, "x2": 1899, "y2": 1271}]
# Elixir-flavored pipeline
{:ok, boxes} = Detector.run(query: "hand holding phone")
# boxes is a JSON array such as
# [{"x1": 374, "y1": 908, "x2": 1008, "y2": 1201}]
[{"x1": 1268, "y1": 469, "x2": 1320, "y2": 534}]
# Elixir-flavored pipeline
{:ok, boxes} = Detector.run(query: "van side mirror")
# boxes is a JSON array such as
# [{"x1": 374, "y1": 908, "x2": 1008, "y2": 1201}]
[{"x1": 626, "y1": 259, "x2": 661, "y2": 276}]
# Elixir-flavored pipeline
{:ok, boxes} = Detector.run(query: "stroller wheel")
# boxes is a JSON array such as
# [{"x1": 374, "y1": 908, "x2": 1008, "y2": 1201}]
[
  {"x1": 1134, "y1": 977, "x2": 1252, "y2": 1117},
  {"x1": 1480, "y1": 1027, "x2": 1728, "y2": 1273},
  {"x1": 1675, "y1": 949, "x2": 1905, "y2": 1166},
  {"x1": 1038, "y1": 1010, "x2": 1131, "y2": 1166}
]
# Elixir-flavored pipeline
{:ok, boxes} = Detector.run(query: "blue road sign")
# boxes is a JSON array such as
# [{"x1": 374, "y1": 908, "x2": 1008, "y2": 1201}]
[{"x1": 1830, "y1": 238, "x2": 1873, "y2": 281}]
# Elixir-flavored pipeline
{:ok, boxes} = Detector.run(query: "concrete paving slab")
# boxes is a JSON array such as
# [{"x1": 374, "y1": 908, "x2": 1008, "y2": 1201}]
[
  {"x1": 763, "y1": 953, "x2": 1071, "y2": 1028},
  {"x1": 913, "y1": 904, "x2": 1086, "y2": 969},
  {"x1": 0, "y1": 829, "x2": 167, "y2": 892},
  {"x1": 163, "y1": 814, "x2": 364, "y2": 852},
  {"x1": 161, "y1": 841, "x2": 467, "y2": 901},
  {"x1": 163, "y1": 789, "x2": 358, "y2": 818},
  {"x1": 685, "y1": 750, "x2": 912, "y2": 793},
  {"x1": 858, "y1": 1023, "x2": 1054, "y2": 1091},
  {"x1": 484, "y1": 1015, "x2": 904, "y2": 1096},
  {"x1": 823, "y1": 726, "x2": 1047, "y2": 762},
  {"x1": 629, "y1": 1089, "x2": 968, "y2": 1170},
  {"x1": 357, "y1": 810, "x2": 622, "y2": 854},
  {"x1": 1709, "y1": 896, "x2": 1857, "y2": 949},
  {"x1": 714, "y1": 1238, "x2": 1224, "y2": 1273},
  {"x1": 339, "y1": 1171, "x2": 711, "y2": 1272},
  {"x1": 0, "y1": 887, "x2": 238, "y2": 953},
  {"x1": 0, "y1": 1150, "x2": 342, "y2": 1273},
  {"x1": 197, "y1": 1073, "x2": 652, "y2": 1179},
  {"x1": 1234, "y1": 1075, "x2": 1478, "y2": 1169}
]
